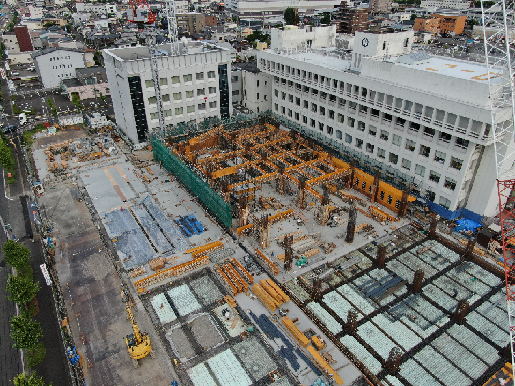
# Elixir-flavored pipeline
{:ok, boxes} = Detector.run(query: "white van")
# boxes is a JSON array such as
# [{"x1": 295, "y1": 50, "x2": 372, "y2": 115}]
[{"x1": 19, "y1": 113, "x2": 27, "y2": 125}]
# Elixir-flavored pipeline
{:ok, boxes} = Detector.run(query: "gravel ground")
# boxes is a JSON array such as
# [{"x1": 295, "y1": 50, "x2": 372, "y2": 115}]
[
  {"x1": 190, "y1": 276, "x2": 223, "y2": 305},
  {"x1": 190, "y1": 314, "x2": 223, "y2": 350},
  {"x1": 166, "y1": 327, "x2": 196, "y2": 360}
]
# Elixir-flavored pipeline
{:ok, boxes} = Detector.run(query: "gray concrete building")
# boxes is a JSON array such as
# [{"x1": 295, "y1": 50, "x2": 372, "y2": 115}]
[{"x1": 31, "y1": 47, "x2": 86, "y2": 88}]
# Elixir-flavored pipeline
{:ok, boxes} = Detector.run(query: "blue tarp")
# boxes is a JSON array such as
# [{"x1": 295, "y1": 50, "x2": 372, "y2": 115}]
[{"x1": 454, "y1": 218, "x2": 482, "y2": 233}]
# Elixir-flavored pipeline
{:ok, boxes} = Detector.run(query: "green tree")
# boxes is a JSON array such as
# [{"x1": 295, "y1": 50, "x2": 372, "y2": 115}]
[
  {"x1": 320, "y1": 13, "x2": 331, "y2": 24},
  {"x1": 3, "y1": 240, "x2": 30, "y2": 271},
  {"x1": 411, "y1": 13, "x2": 417, "y2": 20},
  {"x1": 43, "y1": 21, "x2": 56, "y2": 28},
  {"x1": 10, "y1": 313, "x2": 43, "y2": 349},
  {"x1": 0, "y1": 91, "x2": 3, "y2": 103},
  {"x1": 6, "y1": 275, "x2": 40, "y2": 306},
  {"x1": 46, "y1": 98, "x2": 55, "y2": 109},
  {"x1": 284, "y1": 7, "x2": 297, "y2": 25},
  {"x1": 12, "y1": 372, "x2": 50, "y2": 386},
  {"x1": 12, "y1": 104, "x2": 20, "y2": 114},
  {"x1": 0, "y1": 140, "x2": 15, "y2": 170}
]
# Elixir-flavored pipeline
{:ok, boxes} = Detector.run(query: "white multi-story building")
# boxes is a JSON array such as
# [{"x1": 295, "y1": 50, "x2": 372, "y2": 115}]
[
  {"x1": 32, "y1": 48, "x2": 86, "y2": 88},
  {"x1": 225, "y1": 0, "x2": 343, "y2": 18},
  {"x1": 258, "y1": 28, "x2": 514, "y2": 218},
  {"x1": 103, "y1": 42, "x2": 232, "y2": 144},
  {"x1": 420, "y1": 0, "x2": 471, "y2": 9}
]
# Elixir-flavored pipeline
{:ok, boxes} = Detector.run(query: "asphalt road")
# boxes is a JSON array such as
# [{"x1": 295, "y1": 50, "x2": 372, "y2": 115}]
[{"x1": 0, "y1": 136, "x2": 71, "y2": 385}]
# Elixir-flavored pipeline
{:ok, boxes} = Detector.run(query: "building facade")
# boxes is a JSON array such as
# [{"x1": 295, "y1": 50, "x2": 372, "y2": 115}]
[
  {"x1": 369, "y1": 0, "x2": 392, "y2": 13},
  {"x1": 420, "y1": 0, "x2": 471, "y2": 9},
  {"x1": 103, "y1": 42, "x2": 232, "y2": 144},
  {"x1": 414, "y1": 14, "x2": 467, "y2": 35},
  {"x1": 32, "y1": 48, "x2": 86, "y2": 88},
  {"x1": 335, "y1": 5, "x2": 369, "y2": 34},
  {"x1": 257, "y1": 28, "x2": 514, "y2": 217},
  {"x1": 177, "y1": 13, "x2": 206, "y2": 34}
]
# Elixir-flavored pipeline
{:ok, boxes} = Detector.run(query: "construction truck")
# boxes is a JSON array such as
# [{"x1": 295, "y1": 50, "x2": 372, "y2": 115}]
[{"x1": 125, "y1": 304, "x2": 153, "y2": 367}]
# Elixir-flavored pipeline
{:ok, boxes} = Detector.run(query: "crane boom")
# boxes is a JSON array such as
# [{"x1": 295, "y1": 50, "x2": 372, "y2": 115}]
[
  {"x1": 166, "y1": 0, "x2": 180, "y2": 55},
  {"x1": 481, "y1": 0, "x2": 515, "y2": 379}
]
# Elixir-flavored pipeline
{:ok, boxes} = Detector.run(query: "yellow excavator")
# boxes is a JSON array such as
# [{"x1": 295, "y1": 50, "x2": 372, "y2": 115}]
[{"x1": 125, "y1": 304, "x2": 154, "y2": 368}]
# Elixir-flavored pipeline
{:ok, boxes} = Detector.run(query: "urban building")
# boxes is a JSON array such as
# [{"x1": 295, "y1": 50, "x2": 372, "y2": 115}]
[
  {"x1": 334, "y1": 3, "x2": 369, "y2": 34},
  {"x1": 270, "y1": 25, "x2": 337, "y2": 51},
  {"x1": 232, "y1": 61, "x2": 273, "y2": 113},
  {"x1": 103, "y1": 42, "x2": 232, "y2": 144},
  {"x1": 205, "y1": 15, "x2": 218, "y2": 26},
  {"x1": 61, "y1": 66, "x2": 111, "y2": 100},
  {"x1": 369, "y1": 0, "x2": 392, "y2": 13},
  {"x1": 225, "y1": 0, "x2": 342, "y2": 18},
  {"x1": 176, "y1": 13, "x2": 206, "y2": 34},
  {"x1": 3, "y1": 33, "x2": 20, "y2": 54},
  {"x1": 414, "y1": 14, "x2": 467, "y2": 34},
  {"x1": 257, "y1": 27, "x2": 514, "y2": 217},
  {"x1": 14, "y1": 26, "x2": 34, "y2": 52},
  {"x1": 32, "y1": 47, "x2": 87, "y2": 88},
  {"x1": 420, "y1": 0, "x2": 472, "y2": 9}
]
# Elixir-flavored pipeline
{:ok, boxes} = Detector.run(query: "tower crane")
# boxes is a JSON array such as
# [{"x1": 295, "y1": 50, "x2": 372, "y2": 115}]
[
  {"x1": 480, "y1": 0, "x2": 515, "y2": 379},
  {"x1": 127, "y1": 0, "x2": 181, "y2": 139}
]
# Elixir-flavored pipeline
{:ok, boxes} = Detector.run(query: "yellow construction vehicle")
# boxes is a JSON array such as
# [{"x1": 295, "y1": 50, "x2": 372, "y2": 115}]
[{"x1": 125, "y1": 304, "x2": 153, "y2": 368}]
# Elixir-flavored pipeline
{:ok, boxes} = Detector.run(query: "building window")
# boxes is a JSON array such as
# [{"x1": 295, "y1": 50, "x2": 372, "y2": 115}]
[
  {"x1": 145, "y1": 79, "x2": 153, "y2": 88},
  {"x1": 183, "y1": 74, "x2": 193, "y2": 82},
  {"x1": 196, "y1": 72, "x2": 204, "y2": 80},
  {"x1": 389, "y1": 153, "x2": 399, "y2": 164},
  {"x1": 420, "y1": 145, "x2": 431, "y2": 157},
  {"x1": 366, "y1": 143, "x2": 374, "y2": 153},
  {"x1": 369, "y1": 126, "x2": 377, "y2": 136},
  {"x1": 160, "y1": 77, "x2": 168, "y2": 86},
  {"x1": 148, "y1": 96, "x2": 156, "y2": 104},
  {"x1": 312, "y1": 103, "x2": 318, "y2": 113},
  {"x1": 387, "y1": 195, "x2": 393, "y2": 205},
  {"x1": 348, "y1": 117, "x2": 355, "y2": 128},
  {"x1": 303, "y1": 116, "x2": 308, "y2": 124},
  {"x1": 319, "y1": 122, "x2": 324, "y2": 131},
  {"x1": 173, "y1": 92, "x2": 182, "y2": 100},
  {"x1": 355, "y1": 138, "x2": 363, "y2": 149},
  {"x1": 439, "y1": 132, "x2": 452, "y2": 142},
  {"x1": 296, "y1": 97, "x2": 301, "y2": 106},
  {"x1": 172, "y1": 76, "x2": 180, "y2": 84},
  {"x1": 304, "y1": 100, "x2": 308, "y2": 109},
  {"x1": 345, "y1": 134, "x2": 352, "y2": 144},
  {"x1": 444, "y1": 177, "x2": 457, "y2": 190},
  {"x1": 209, "y1": 87, "x2": 216, "y2": 94},
  {"x1": 310, "y1": 119, "x2": 316, "y2": 128},
  {"x1": 150, "y1": 112, "x2": 158, "y2": 119},
  {"x1": 257, "y1": 80, "x2": 260, "y2": 87},
  {"x1": 164, "y1": 109, "x2": 172, "y2": 117},
  {"x1": 377, "y1": 148, "x2": 386, "y2": 159},
  {"x1": 175, "y1": 107, "x2": 183, "y2": 115},
  {"x1": 439, "y1": 196, "x2": 451, "y2": 209},
  {"x1": 434, "y1": 150, "x2": 446, "y2": 164},
  {"x1": 275, "y1": 89, "x2": 279, "y2": 97},
  {"x1": 401, "y1": 158, "x2": 411, "y2": 170},
  {"x1": 415, "y1": 164, "x2": 425, "y2": 177},
  {"x1": 231, "y1": 75, "x2": 239, "y2": 82},
  {"x1": 186, "y1": 91, "x2": 194, "y2": 98},
  {"x1": 162, "y1": 94, "x2": 170, "y2": 102},
  {"x1": 450, "y1": 157, "x2": 463, "y2": 170},
  {"x1": 380, "y1": 130, "x2": 389, "y2": 141},
  {"x1": 275, "y1": 103, "x2": 278, "y2": 111},
  {"x1": 336, "y1": 130, "x2": 342, "y2": 140},
  {"x1": 362, "y1": 181, "x2": 367, "y2": 190},
  {"x1": 209, "y1": 101, "x2": 217, "y2": 108},
  {"x1": 232, "y1": 90, "x2": 239, "y2": 96},
  {"x1": 197, "y1": 88, "x2": 205, "y2": 96},
  {"x1": 208, "y1": 71, "x2": 216, "y2": 78},
  {"x1": 380, "y1": 191, "x2": 385, "y2": 200},
  {"x1": 429, "y1": 170, "x2": 441, "y2": 183},
  {"x1": 257, "y1": 93, "x2": 260, "y2": 100},
  {"x1": 392, "y1": 134, "x2": 402, "y2": 146},
  {"x1": 198, "y1": 103, "x2": 206, "y2": 110},
  {"x1": 329, "y1": 110, "x2": 334, "y2": 119},
  {"x1": 320, "y1": 106, "x2": 325, "y2": 116},
  {"x1": 187, "y1": 105, "x2": 195, "y2": 113},
  {"x1": 456, "y1": 138, "x2": 469, "y2": 149},
  {"x1": 295, "y1": 112, "x2": 299, "y2": 120},
  {"x1": 357, "y1": 121, "x2": 365, "y2": 131},
  {"x1": 405, "y1": 139, "x2": 416, "y2": 152}
]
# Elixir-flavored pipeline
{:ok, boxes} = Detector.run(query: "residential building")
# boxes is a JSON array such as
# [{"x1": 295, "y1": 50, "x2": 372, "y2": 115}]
[
  {"x1": 231, "y1": 69, "x2": 243, "y2": 105},
  {"x1": 103, "y1": 42, "x2": 232, "y2": 144},
  {"x1": 369, "y1": 0, "x2": 392, "y2": 13},
  {"x1": 177, "y1": 13, "x2": 206, "y2": 34},
  {"x1": 334, "y1": 4, "x2": 369, "y2": 34},
  {"x1": 270, "y1": 25, "x2": 337, "y2": 51},
  {"x1": 205, "y1": 15, "x2": 218, "y2": 26},
  {"x1": 176, "y1": 0, "x2": 190, "y2": 13},
  {"x1": 414, "y1": 14, "x2": 467, "y2": 35},
  {"x1": 32, "y1": 47, "x2": 86, "y2": 88},
  {"x1": 257, "y1": 27, "x2": 514, "y2": 217},
  {"x1": 3, "y1": 33, "x2": 20, "y2": 54},
  {"x1": 241, "y1": 66, "x2": 272, "y2": 113}
]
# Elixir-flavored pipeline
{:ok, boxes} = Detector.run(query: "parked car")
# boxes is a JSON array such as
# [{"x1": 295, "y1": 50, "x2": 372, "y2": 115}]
[{"x1": 3, "y1": 124, "x2": 17, "y2": 134}]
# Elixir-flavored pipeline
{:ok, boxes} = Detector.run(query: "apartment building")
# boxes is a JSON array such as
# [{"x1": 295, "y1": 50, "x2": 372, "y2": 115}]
[
  {"x1": 258, "y1": 28, "x2": 514, "y2": 218},
  {"x1": 414, "y1": 14, "x2": 467, "y2": 35},
  {"x1": 334, "y1": 5, "x2": 369, "y2": 34},
  {"x1": 103, "y1": 42, "x2": 232, "y2": 144},
  {"x1": 177, "y1": 13, "x2": 206, "y2": 34},
  {"x1": 224, "y1": 0, "x2": 342, "y2": 18},
  {"x1": 232, "y1": 61, "x2": 273, "y2": 113},
  {"x1": 369, "y1": 0, "x2": 392, "y2": 13}
]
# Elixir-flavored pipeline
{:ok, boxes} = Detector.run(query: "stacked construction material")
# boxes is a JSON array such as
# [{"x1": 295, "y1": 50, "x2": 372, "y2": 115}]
[
  {"x1": 215, "y1": 258, "x2": 253, "y2": 296},
  {"x1": 175, "y1": 214, "x2": 204, "y2": 237},
  {"x1": 252, "y1": 279, "x2": 290, "y2": 313},
  {"x1": 282, "y1": 316, "x2": 309, "y2": 347}
]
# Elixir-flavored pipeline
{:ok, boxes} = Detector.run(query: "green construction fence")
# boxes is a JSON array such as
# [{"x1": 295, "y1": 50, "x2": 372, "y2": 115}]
[{"x1": 151, "y1": 135, "x2": 233, "y2": 228}]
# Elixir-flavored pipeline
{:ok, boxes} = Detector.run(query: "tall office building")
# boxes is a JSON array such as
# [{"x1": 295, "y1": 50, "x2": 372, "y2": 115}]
[
  {"x1": 103, "y1": 42, "x2": 232, "y2": 144},
  {"x1": 258, "y1": 28, "x2": 514, "y2": 218}
]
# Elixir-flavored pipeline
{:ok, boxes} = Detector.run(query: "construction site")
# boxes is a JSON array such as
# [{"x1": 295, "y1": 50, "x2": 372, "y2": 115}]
[{"x1": 26, "y1": 112, "x2": 513, "y2": 386}]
